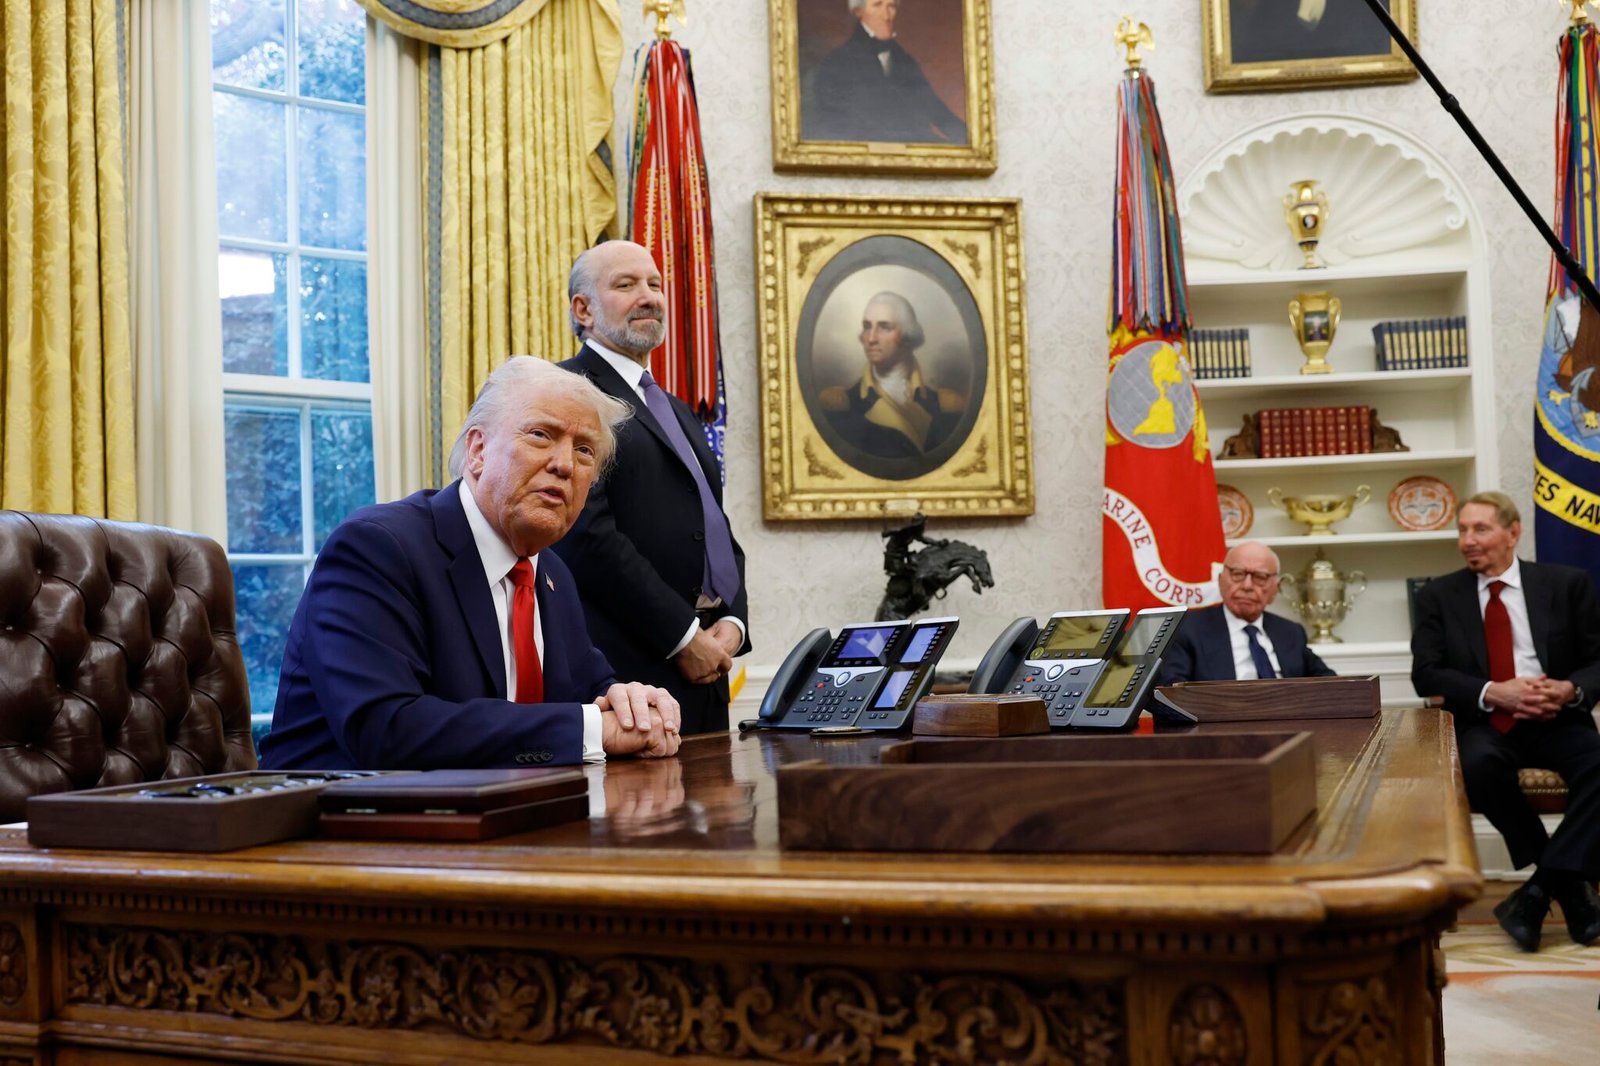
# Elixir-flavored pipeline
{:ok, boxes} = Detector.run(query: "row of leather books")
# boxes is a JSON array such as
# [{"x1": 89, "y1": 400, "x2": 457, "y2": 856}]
[
  {"x1": 1189, "y1": 327, "x2": 1252, "y2": 379},
  {"x1": 1373, "y1": 316, "x2": 1468, "y2": 370},
  {"x1": 1255, "y1": 405, "x2": 1373, "y2": 458}
]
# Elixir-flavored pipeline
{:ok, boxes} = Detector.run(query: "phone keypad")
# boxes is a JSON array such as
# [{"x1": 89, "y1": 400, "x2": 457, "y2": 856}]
[{"x1": 1010, "y1": 665, "x2": 1091, "y2": 719}]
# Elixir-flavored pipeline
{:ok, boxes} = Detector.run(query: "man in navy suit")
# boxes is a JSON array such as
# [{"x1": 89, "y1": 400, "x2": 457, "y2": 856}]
[
  {"x1": 260, "y1": 357, "x2": 681, "y2": 771},
  {"x1": 1412, "y1": 491, "x2": 1600, "y2": 952},
  {"x1": 554, "y1": 241, "x2": 750, "y2": 736},
  {"x1": 1157, "y1": 541, "x2": 1335, "y2": 684}
]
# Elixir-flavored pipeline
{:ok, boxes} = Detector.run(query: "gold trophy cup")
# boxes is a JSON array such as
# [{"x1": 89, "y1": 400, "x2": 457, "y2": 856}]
[
  {"x1": 1277, "y1": 550, "x2": 1366, "y2": 644},
  {"x1": 1266, "y1": 484, "x2": 1371, "y2": 535},
  {"x1": 1283, "y1": 180, "x2": 1330, "y2": 269},
  {"x1": 1287, "y1": 291, "x2": 1341, "y2": 375}
]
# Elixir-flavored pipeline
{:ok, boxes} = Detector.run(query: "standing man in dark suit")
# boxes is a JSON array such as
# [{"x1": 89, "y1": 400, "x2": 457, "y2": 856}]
[
  {"x1": 260, "y1": 357, "x2": 680, "y2": 771},
  {"x1": 801, "y1": 0, "x2": 967, "y2": 144},
  {"x1": 1412, "y1": 491, "x2": 1600, "y2": 952},
  {"x1": 554, "y1": 241, "x2": 750, "y2": 736},
  {"x1": 1157, "y1": 541, "x2": 1335, "y2": 684}
]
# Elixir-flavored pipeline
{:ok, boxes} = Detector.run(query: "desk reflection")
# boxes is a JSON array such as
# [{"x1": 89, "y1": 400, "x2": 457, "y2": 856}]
[{"x1": 593, "y1": 737, "x2": 757, "y2": 845}]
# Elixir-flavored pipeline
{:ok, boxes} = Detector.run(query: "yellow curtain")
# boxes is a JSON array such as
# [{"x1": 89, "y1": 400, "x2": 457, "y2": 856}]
[
  {"x1": 0, "y1": 0, "x2": 136, "y2": 518},
  {"x1": 358, "y1": 0, "x2": 621, "y2": 482}
]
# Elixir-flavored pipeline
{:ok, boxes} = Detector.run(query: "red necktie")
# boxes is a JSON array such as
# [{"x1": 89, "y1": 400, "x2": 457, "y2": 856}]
[
  {"x1": 1484, "y1": 579, "x2": 1515, "y2": 734},
  {"x1": 509, "y1": 560, "x2": 544, "y2": 703}
]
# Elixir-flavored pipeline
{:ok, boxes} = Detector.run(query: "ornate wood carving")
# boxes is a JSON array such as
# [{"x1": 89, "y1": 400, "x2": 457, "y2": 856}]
[
  {"x1": 66, "y1": 924, "x2": 1127, "y2": 1063},
  {"x1": 0, "y1": 922, "x2": 25, "y2": 1006},
  {"x1": 1300, "y1": 976, "x2": 1399, "y2": 1066},
  {"x1": 1167, "y1": 984, "x2": 1246, "y2": 1066}
]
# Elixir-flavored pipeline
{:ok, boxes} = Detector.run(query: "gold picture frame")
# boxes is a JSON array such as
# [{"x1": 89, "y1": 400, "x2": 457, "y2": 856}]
[
  {"x1": 768, "y1": 0, "x2": 997, "y2": 175},
  {"x1": 755, "y1": 194, "x2": 1031, "y2": 521},
  {"x1": 1202, "y1": 0, "x2": 1418, "y2": 93}
]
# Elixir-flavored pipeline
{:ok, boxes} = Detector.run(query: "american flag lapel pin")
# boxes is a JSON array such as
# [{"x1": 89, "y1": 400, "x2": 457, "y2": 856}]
[{"x1": 546, "y1": 573, "x2": 555, "y2": 592}]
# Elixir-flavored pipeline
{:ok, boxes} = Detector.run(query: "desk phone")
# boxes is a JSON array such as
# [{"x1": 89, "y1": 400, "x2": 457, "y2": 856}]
[
  {"x1": 756, "y1": 617, "x2": 959, "y2": 732},
  {"x1": 968, "y1": 609, "x2": 1130, "y2": 724},
  {"x1": 1070, "y1": 606, "x2": 1187, "y2": 730}
]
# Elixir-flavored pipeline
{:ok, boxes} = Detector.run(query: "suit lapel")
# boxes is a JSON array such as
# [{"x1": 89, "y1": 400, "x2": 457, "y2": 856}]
[
  {"x1": 534, "y1": 564, "x2": 571, "y2": 699},
  {"x1": 575, "y1": 344, "x2": 720, "y2": 492},
  {"x1": 1521, "y1": 562, "x2": 1554, "y2": 670},
  {"x1": 431, "y1": 484, "x2": 507, "y2": 699},
  {"x1": 1202, "y1": 607, "x2": 1239, "y2": 680},
  {"x1": 1455, "y1": 571, "x2": 1491, "y2": 677}
]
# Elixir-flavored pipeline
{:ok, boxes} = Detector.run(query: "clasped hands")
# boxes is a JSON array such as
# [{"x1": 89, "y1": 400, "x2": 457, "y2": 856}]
[
  {"x1": 597, "y1": 681, "x2": 681, "y2": 758},
  {"x1": 1485, "y1": 674, "x2": 1578, "y2": 722},
  {"x1": 674, "y1": 619, "x2": 742, "y2": 686}
]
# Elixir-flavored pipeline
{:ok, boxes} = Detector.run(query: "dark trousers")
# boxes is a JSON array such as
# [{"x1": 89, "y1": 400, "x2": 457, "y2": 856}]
[{"x1": 1457, "y1": 709, "x2": 1600, "y2": 876}]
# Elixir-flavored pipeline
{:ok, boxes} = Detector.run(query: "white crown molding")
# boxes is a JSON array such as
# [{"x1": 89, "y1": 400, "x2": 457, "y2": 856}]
[{"x1": 1177, "y1": 112, "x2": 1483, "y2": 273}]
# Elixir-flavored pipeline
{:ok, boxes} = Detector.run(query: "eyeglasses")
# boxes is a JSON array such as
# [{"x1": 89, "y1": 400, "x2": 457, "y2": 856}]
[{"x1": 1223, "y1": 566, "x2": 1278, "y2": 585}]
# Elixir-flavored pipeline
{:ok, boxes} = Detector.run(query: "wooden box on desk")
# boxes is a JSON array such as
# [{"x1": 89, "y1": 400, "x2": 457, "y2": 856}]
[
  {"x1": 1155, "y1": 675, "x2": 1379, "y2": 723},
  {"x1": 913, "y1": 693, "x2": 1049, "y2": 736},
  {"x1": 778, "y1": 732, "x2": 1316, "y2": 854}
]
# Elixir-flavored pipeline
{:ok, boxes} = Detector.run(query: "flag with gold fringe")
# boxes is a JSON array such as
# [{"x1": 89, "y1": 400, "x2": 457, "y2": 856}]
[
  {"x1": 1535, "y1": 17, "x2": 1600, "y2": 590},
  {"x1": 1101, "y1": 56, "x2": 1225, "y2": 611},
  {"x1": 626, "y1": 30, "x2": 726, "y2": 465}
]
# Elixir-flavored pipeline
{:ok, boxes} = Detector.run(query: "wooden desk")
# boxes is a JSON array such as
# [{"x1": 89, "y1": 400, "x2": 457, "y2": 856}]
[{"x1": 0, "y1": 708, "x2": 1479, "y2": 1065}]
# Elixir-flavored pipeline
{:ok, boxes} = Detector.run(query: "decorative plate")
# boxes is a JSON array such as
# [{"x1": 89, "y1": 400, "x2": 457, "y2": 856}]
[
  {"x1": 1217, "y1": 484, "x2": 1253, "y2": 539},
  {"x1": 1387, "y1": 476, "x2": 1456, "y2": 532}
]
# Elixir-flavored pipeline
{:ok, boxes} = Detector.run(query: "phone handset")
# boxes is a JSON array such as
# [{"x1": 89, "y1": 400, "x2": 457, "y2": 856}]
[
  {"x1": 757, "y1": 628, "x2": 833, "y2": 724},
  {"x1": 968, "y1": 617, "x2": 1039, "y2": 695}
]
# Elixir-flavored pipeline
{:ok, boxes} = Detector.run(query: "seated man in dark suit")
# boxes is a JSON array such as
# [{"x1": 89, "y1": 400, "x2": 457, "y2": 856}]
[
  {"x1": 1412, "y1": 491, "x2": 1600, "y2": 952},
  {"x1": 260, "y1": 357, "x2": 681, "y2": 771},
  {"x1": 1158, "y1": 541, "x2": 1335, "y2": 684}
]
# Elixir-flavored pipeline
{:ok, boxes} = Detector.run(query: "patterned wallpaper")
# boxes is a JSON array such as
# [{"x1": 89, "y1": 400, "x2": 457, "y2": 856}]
[{"x1": 609, "y1": 0, "x2": 1554, "y2": 670}]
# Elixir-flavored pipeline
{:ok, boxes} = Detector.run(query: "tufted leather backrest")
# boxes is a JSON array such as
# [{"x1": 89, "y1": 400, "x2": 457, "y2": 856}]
[{"x1": 0, "y1": 511, "x2": 255, "y2": 822}]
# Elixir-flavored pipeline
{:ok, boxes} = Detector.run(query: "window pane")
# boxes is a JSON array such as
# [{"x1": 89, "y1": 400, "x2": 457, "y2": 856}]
[
  {"x1": 211, "y1": 0, "x2": 286, "y2": 93},
  {"x1": 301, "y1": 256, "x2": 369, "y2": 382},
  {"x1": 215, "y1": 92, "x2": 287, "y2": 241},
  {"x1": 219, "y1": 249, "x2": 289, "y2": 375},
  {"x1": 311, "y1": 407, "x2": 375, "y2": 549},
  {"x1": 298, "y1": 0, "x2": 366, "y2": 105},
  {"x1": 297, "y1": 106, "x2": 366, "y2": 251},
  {"x1": 226, "y1": 405, "x2": 303, "y2": 553},
  {"x1": 231, "y1": 562, "x2": 307, "y2": 719}
]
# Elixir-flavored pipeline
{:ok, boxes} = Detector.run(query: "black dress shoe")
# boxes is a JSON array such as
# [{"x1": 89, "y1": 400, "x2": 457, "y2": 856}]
[
  {"x1": 1557, "y1": 880, "x2": 1600, "y2": 946},
  {"x1": 1493, "y1": 882, "x2": 1550, "y2": 952}
]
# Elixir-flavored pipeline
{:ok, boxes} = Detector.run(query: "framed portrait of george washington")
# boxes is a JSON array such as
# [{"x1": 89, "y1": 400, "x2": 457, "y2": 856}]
[
  {"x1": 754, "y1": 194, "x2": 1031, "y2": 520},
  {"x1": 768, "y1": 0, "x2": 997, "y2": 175},
  {"x1": 1202, "y1": 0, "x2": 1418, "y2": 93}
]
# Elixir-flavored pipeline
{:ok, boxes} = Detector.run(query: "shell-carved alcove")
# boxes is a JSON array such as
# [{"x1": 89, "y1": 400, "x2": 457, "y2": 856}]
[{"x1": 1178, "y1": 113, "x2": 1482, "y2": 273}]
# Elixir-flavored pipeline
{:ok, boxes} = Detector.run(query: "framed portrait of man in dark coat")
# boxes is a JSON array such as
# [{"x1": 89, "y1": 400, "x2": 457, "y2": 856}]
[
  {"x1": 1202, "y1": 0, "x2": 1418, "y2": 93},
  {"x1": 770, "y1": 0, "x2": 997, "y2": 175}
]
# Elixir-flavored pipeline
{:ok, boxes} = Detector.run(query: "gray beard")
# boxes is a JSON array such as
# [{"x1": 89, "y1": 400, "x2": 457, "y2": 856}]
[{"x1": 593, "y1": 315, "x2": 664, "y2": 358}]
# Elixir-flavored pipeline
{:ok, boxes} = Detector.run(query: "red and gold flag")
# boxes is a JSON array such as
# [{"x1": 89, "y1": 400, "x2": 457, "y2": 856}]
[{"x1": 1101, "y1": 64, "x2": 1225, "y2": 610}]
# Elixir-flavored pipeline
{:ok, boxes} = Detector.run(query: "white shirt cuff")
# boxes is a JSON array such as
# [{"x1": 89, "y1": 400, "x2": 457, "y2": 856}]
[
  {"x1": 1477, "y1": 682, "x2": 1491, "y2": 713},
  {"x1": 581, "y1": 704, "x2": 605, "y2": 763},
  {"x1": 667, "y1": 619, "x2": 699, "y2": 658},
  {"x1": 717, "y1": 614, "x2": 747, "y2": 646}
]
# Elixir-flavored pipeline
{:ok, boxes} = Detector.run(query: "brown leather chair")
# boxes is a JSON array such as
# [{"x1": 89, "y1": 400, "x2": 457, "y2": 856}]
[{"x1": 0, "y1": 511, "x2": 256, "y2": 822}]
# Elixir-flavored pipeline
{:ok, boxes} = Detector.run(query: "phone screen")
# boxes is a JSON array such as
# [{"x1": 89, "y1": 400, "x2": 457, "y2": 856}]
[
  {"x1": 873, "y1": 668, "x2": 916, "y2": 709},
  {"x1": 1034, "y1": 612, "x2": 1121, "y2": 657},
  {"x1": 835, "y1": 625, "x2": 897, "y2": 664}
]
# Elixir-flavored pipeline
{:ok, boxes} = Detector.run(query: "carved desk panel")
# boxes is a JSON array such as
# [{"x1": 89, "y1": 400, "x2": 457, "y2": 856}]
[{"x1": 0, "y1": 709, "x2": 1479, "y2": 1065}]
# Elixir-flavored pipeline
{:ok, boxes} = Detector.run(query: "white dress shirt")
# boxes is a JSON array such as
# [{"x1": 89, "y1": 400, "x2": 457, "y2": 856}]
[
  {"x1": 459, "y1": 480, "x2": 604, "y2": 762},
  {"x1": 1224, "y1": 606, "x2": 1283, "y2": 680},
  {"x1": 586, "y1": 341, "x2": 747, "y2": 656},
  {"x1": 1474, "y1": 557, "x2": 1542, "y2": 711}
]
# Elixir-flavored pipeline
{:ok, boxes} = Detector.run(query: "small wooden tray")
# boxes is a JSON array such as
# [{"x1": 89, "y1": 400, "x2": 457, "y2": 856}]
[
  {"x1": 778, "y1": 732, "x2": 1315, "y2": 854},
  {"x1": 1154, "y1": 675, "x2": 1379, "y2": 723},
  {"x1": 913, "y1": 694, "x2": 1048, "y2": 736},
  {"x1": 26, "y1": 771, "x2": 381, "y2": 852}
]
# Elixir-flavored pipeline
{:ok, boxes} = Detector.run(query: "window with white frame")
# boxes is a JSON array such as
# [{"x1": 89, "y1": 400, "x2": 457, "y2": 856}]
[{"x1": 211, "y1": 0, "x2": 375, "y2": 731}]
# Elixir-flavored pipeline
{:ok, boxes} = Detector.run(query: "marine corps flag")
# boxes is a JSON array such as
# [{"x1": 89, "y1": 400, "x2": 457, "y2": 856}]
[
  {"x1": 1101, "y1": 45, "x2": 1225, "y2": 611},
  {"x1": 626, "y1": 17, "x2": 728, "y2": 464},
  {"x1": 1535, "y1": 18, "x2": 1600, "y2": 591}
]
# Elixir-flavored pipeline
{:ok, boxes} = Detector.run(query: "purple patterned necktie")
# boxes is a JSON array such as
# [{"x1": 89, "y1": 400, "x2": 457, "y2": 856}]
[{"x1": 639, "y1": 371, "x2": 740, "y2": 605}]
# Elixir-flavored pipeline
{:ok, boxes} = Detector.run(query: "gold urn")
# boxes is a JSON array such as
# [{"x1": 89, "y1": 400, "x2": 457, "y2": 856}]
[
  {"x1": 1287, "y1": 291, "x2": 1341, "y2": 375},
  {"x1": 1267, "y1": 484, "x2": 1371, "y2": 536},
  {"x1": 1282, "y1": 179, "x2": 1330, "y2": 269},
  {"x1": 1277, "y1": 550, "x2": 1366, "y2": 644}
]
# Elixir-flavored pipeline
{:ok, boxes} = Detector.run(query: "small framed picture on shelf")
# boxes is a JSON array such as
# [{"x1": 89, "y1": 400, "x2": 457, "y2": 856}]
[{"x1": 1201, "y1": 0, "x2": 1418, "y2": 94}]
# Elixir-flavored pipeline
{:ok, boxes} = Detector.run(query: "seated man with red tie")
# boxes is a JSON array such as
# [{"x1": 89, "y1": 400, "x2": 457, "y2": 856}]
[
  {"x1": 260, "y1": 356, "x2": 681, "y2": 771},
  {"x1": 1412, "y1": 491, "x2": 1600, "y2": 952},
  {"x1": 1157, "y1": 541, "x2": 1336, "y2": 685}
]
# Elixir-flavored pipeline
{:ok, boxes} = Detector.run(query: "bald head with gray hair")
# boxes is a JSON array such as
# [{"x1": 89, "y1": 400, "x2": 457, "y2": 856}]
[{"x1": 447, "y1": 356, "x2": 632, "y2": 479}]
